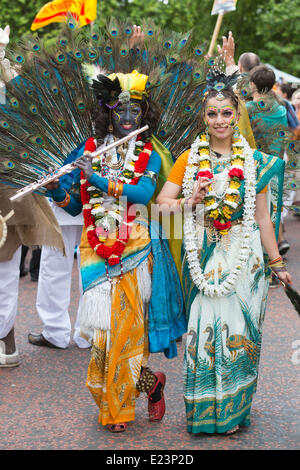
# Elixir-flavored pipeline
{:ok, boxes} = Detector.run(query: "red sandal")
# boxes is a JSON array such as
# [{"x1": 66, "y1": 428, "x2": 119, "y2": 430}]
[
  {"x1": 148, "y1": 371, "x2": 166, "y2": 422},
  {"x1": 107, "y1": 423, "x2": 127, "y2": 433}
]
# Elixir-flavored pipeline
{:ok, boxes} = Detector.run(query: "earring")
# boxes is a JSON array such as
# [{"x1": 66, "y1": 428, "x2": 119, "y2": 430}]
[
  {"x1": 108, "y1": 109, "x2": 113, "y2": 133},
  {"x1": 233, "y1": 125, "x2": 240, "y2": 139},
  {"x1": 205, "y1": 124, "x2": 210, "y2": 141}
]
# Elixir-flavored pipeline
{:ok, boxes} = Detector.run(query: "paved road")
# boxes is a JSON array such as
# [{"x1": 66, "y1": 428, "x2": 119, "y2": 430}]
[{"x1": 0, "y1": 215, "x2": 299, "y2": 450}]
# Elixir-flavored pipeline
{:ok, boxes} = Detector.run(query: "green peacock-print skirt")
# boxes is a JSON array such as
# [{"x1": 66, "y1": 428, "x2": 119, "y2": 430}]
[{"x1": 183, "y1": 224, "x2": 269, "y2": 434}]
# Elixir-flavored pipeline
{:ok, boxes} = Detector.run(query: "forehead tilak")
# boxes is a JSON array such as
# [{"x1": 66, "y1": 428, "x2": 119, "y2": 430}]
[{"x1": 206, "y1": 105, "x2": 236, "y2": 113}]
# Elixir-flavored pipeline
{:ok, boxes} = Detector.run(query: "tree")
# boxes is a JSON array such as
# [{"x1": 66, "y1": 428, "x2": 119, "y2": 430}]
[
  {"x1": 0, "y1": 0, "x2": 299, "y2": 77},
  {"x1": 221, "y1": 0, "x2": 300, "y2": 77}
]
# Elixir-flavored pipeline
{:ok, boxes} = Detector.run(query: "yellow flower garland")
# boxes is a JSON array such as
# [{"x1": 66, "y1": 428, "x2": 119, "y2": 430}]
[{"x1": 197, "y1": 134, "x2": 245, "y2": 234}]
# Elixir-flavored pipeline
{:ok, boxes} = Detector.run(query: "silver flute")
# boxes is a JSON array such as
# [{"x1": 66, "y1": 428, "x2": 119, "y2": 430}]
[{"x1": 10, "y1": 125, "x2": 149, "y2": 202}]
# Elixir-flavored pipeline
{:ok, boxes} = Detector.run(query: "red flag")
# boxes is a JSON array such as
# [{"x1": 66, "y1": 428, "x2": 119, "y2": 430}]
[{"x1": 31, "y1": 0, "x2": 97, "y2": 31}]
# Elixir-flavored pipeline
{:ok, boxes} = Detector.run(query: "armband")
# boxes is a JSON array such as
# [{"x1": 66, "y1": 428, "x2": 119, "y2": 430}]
[
  {"x1": 54, "y1": 190, "x2": 70, "y2": 208},
  {"x1": 143, "y1": 170, "x2": 158, "y2": 185}
]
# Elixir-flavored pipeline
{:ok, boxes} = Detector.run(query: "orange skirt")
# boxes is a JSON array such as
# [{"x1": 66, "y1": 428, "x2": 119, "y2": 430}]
[{"x1": 86, "y1": 267, "x2": 150, "y2": 425}]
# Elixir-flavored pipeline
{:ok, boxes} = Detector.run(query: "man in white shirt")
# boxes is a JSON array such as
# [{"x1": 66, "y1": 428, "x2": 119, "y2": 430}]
[{"x1": 28, "y1": 201, "x2": 90, "y2": 349}]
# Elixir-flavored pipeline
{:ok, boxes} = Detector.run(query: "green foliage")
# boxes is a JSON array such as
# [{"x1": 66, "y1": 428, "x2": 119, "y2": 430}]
[
  {"x1": 222, "y1": 0, "x2": 300, "y2": 77},
  {"x1": 0, "y1": 0, "x2": 298, "y2": 77}
]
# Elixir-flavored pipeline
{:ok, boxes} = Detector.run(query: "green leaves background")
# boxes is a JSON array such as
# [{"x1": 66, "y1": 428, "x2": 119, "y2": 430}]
[{"x1": 0, "y1": 0, "x2": 299, "y2": 77}]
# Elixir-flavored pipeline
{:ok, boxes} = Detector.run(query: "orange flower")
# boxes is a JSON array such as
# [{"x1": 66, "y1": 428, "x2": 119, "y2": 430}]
[
  {"x1": 199, "y1": 160, "x2": 210, "y2": 168},
  {"x1": 223, "y1": 205, "x2": 233, "y2": 219},
  {"x1": 208, "y1": 209, "x2": 219, "y2": 219},
  {"x1": 204, "y1": 198, "x2": 216, "y2": 207},
  {"x1": 231, "y1": 158, "x2": 244, "y2": 166},
  {"x1": 229, "y1": 180, "x2": 241, "y2": 190},
  {"x1": 225, "y1": 194, "x2": 237, "y2": 203}
]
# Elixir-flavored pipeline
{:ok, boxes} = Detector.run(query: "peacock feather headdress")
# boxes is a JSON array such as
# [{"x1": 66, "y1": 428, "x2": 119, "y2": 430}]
[{"x1": 205, "y1": 67, "x2": 239, "y2": 100}]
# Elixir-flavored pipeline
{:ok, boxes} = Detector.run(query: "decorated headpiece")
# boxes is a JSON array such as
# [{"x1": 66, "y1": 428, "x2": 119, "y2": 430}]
[
  {"x1": 91, "y1": 70, "x2": 149, "y2": 109},
  {"x1": 108, "y1": 70, "x2": 149, "y2": 100},
  {"x1": 205, "y1": 67, "x2": 239, "y2": 100}
]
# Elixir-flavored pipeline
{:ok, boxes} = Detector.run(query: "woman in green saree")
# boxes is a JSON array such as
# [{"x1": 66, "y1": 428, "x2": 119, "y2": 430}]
[
  {"x1": 156, "y1": 70, "x2": 292, "y2": 435},
  {"x1": 246, "y1": 64, "x2": 288, "y2": 158}
]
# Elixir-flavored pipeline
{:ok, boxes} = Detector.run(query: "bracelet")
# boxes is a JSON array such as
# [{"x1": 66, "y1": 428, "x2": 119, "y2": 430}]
[
  {"x1": 269, "y1": 255, "x2": 282, "y2": 265},
  {"x1": 108, "y1": 179, "x2": 116, "y2": 197},
  {"x1": 270, "y1": 261, "x2": 286, "y2": 269},
  {"x1": 177, "y1": 198, "x2": 190, "y2": 210},
  {"x1": 54, "y1": 190, "x2": 70, "y2": 208},
  {"x1": 114, "y1": 181, "x2": 124, "y2": 198},
  {"x1": 271, "y1": 266, "x2": 287, "y2": 273}
]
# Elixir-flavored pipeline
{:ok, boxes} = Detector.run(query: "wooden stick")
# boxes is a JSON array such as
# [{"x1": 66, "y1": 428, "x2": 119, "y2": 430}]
[{"x1": 208, "y1": 12, "x2": 224, "y2": 56}]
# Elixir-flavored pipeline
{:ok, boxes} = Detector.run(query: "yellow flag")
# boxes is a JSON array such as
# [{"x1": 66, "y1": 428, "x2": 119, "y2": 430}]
[{"x1": 31, "y1": 0, "x2": 97, "y2": 31}]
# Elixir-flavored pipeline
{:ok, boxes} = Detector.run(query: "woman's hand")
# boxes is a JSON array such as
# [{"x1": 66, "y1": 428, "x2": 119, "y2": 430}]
[
  {"x1": 274, "y1": 270, "x2": 293, "y2": 285},
  {"x1": 189, "y1": 177, "x2": 211, "y2": 205},
  {"x1": 217, "y1": 31, "x2": 235, "y2": 67},
  {"x1": 74, "y1": 153, "x2": 94, "y2": 179},
  {"x1": 129, "y1": 25, "x2": 144, "y2": 48}
]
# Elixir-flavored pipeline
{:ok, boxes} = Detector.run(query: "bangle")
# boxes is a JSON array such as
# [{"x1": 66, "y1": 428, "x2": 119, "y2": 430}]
[
  {"x1": 271, "y1": 266, "x2": 287, "y2": 273},
  {"x1": 54, "y1": 190, "x2": 70, "y2": 208},
  {"x1": 108, "y1": 179, "x2": 116, "y2": 197},
  {"x1": 269, "y1": 256, "x2": 282, "y2": 266},
  {"x1": 114, "y1": 181, "x2": 124, "y2": 198},
  {"x1": 269, "y1": 256, "x2": 286, "y2": 271},
  {"x1": 178, "y1": 198, "x2": 191, "y2": 210}
]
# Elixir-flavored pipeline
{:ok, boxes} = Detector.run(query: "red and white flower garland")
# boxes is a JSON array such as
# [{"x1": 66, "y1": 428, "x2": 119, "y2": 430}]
[
  {"x1": 194, "y1": 133, "x2": 245, "y2": 235},
  {"x1": 182, "y1": 132, "x2": 257, "y2": 297},
  {"x1": 81, "y1": 136, "x2": 152, "y2": 266}
]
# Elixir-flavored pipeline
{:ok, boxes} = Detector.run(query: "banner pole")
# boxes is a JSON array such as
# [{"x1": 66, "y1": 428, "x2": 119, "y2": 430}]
[{"x1": 208, "y1": 12, "x2": 224, "y2": 56}]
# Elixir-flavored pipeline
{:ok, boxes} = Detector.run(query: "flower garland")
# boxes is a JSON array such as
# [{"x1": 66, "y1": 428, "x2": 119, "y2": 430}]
[
  {"x1": 182, "y1": 132, "x2": 257, "y2": 297},
  {"x1": 81, "y1": 136, "x2": 152, "y2": 266},
  {"x1": 194, "y1": 133, "x2": 245, "y2": 235}
]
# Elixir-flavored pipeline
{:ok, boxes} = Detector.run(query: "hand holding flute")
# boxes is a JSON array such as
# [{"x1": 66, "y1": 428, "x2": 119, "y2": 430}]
[
  {"x1": 45, "y1": 153, "x2": 93, "y2": 190},
  {"x1": 10, "y1": 125, "x2": 149, "y2": 201}
]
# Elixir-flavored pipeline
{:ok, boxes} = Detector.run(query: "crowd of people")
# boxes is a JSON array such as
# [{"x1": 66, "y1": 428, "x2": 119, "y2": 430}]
[{"x1": 0, "y1": 22, "x2": 299, "y2": 438}]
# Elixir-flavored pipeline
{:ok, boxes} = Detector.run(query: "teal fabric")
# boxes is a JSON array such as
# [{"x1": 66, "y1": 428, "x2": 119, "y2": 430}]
[
  {"x1": 148, "y1": 220, "x2": 187, "y2": 358},
  {"x1": 246, "y1": 99, "x2": 288, "y2": 158}
]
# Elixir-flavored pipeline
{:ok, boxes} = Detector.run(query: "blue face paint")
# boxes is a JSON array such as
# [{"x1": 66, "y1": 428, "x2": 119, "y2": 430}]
[{"x1": 112, "y1": 100, "x2": 142, "y2": 138}]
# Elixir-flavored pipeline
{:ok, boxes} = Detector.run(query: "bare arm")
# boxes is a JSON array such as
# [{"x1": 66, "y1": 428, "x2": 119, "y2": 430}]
[
  {"x1": 255, "y1": 192, "x2": 292, "y2": 284},
  {"x1": 156, "y1": 178, "x2": 211, "y2": 213}
]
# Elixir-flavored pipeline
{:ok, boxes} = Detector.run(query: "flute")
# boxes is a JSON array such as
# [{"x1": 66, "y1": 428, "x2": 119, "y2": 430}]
[{"x1": 10, "y1": 125, "x2": 149, "y2": 202}]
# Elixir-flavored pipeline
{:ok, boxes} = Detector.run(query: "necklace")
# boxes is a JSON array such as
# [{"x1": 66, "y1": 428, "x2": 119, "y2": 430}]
[
  {"x1": 103, "y1": 136, "x2": 127, "y2": 170},
  {"x1": 81, "y1": 135, "x2": 153, "y2": 266},
  {"x1": 210, "y1": 150, "x2": 232, "y2": 200}
]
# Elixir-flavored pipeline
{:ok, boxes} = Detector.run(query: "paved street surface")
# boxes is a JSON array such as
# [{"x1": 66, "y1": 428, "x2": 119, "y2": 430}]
[{"x1": 0, "y1": 215, "x2": 299, "y2": 450}]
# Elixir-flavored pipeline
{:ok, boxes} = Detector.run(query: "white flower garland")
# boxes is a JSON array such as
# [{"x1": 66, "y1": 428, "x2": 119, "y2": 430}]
[{"x1": 182, "y1": 133, "x2": 256, "y2": 297}]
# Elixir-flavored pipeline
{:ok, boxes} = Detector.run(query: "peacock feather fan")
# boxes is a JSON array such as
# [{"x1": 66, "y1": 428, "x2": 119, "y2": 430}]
[{"x1": 0, "y1": 15, "x2": 211, "y2": 193}]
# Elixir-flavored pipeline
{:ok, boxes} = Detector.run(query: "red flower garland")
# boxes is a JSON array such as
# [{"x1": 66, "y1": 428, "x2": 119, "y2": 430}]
[
  {"x1": 81, "y1": 138, "x2": 153, "y2": 266},
  {"x1": 196, "y1": 170, "x2": 214, "y2": 180},
  {"x1": 213, "y1": 220, "x2": 232, "y2": 231},
  {"x1": 228, "y1": 168, "x2": 244, "y2": 180}
]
